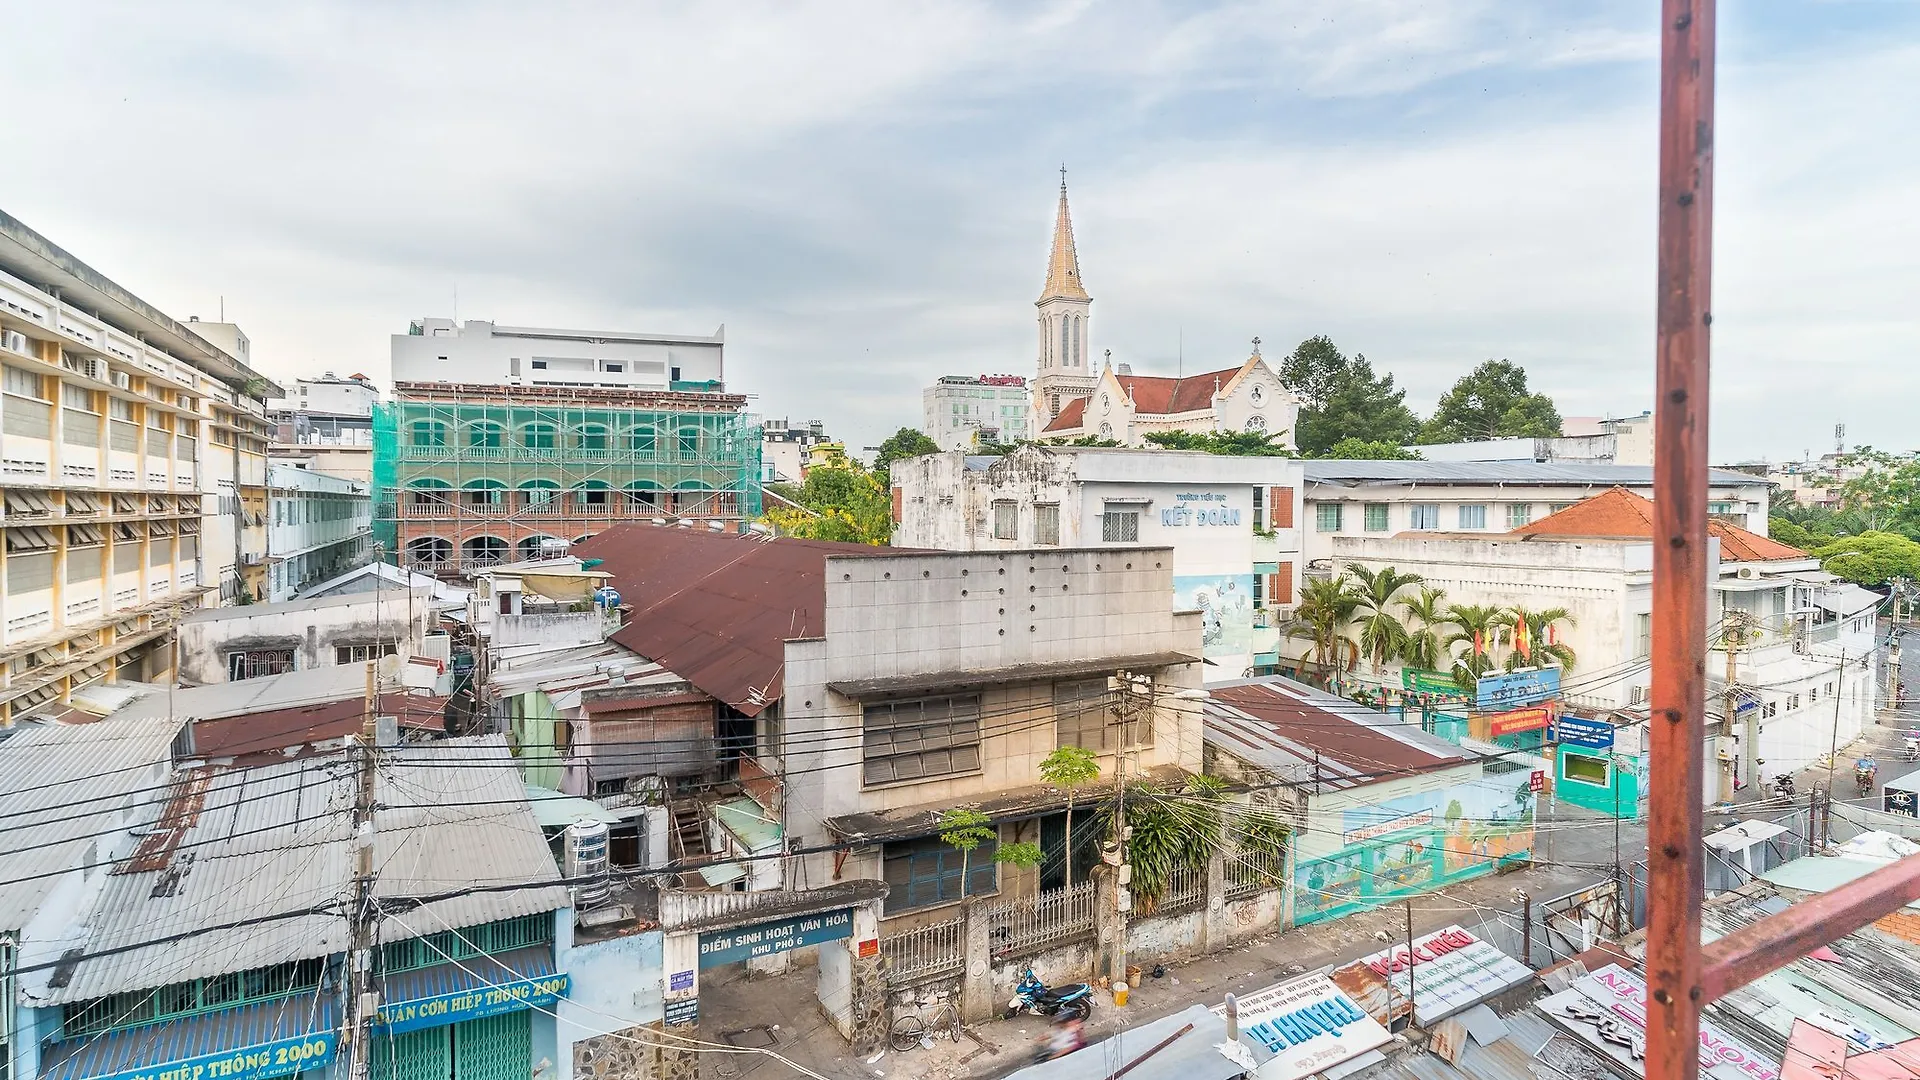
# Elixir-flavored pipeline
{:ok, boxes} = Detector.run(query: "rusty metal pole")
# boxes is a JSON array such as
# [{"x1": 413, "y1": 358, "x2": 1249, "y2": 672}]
[{"x1": 1647, "y1": 1, "x2": 1715, "y2": 1078}]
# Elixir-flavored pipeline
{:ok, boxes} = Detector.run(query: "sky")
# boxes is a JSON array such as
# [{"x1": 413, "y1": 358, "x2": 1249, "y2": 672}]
[{"x1": 1, "y1": 1, "x2": 1915, "y2": 463}]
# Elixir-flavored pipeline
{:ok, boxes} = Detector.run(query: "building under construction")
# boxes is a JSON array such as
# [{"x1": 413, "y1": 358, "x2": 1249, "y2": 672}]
[{"x1": 373, "y1": 380, "x2": 761, "y2": 575}]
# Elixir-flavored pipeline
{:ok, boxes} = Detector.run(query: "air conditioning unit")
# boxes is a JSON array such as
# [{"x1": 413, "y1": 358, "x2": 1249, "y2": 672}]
[
  {"x1": 242, "y1": 552, "x2": 265, "y2": 567},
  {"x1": 114, "y1": 371, "x2": 132, "y2": 389},
  {"x1": 1, "y1": 330, "x2": 26, "y2": 354},
  {"x1": 1736, "y1": 566, "x2": 1760, "y2": 580}
]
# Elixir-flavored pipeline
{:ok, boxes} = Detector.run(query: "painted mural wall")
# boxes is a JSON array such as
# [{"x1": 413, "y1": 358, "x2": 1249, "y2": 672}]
[
  {"x1": 1173, "y1": 573, "x2": 1255, "y2": 662},
  {"x1": 1293, "y1": 772, "x2": 1536, "y2": 925}
]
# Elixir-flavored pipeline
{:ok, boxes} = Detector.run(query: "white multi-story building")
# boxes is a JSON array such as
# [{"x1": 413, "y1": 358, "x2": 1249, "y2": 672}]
[
  {"x1": 0, "y1": 209, "x2": 278, "y2": 721},
  {"x1": 1413, "y1": 411, "x2": 1656, "y2": 468},
  {"x1": 392, "y1": 318, "x2": 725, "y2": 391},
  {"x1": 267, "y1": 372, "x2": 380, "y2": 484},
  {"x1": 891, "y1": 445, "x2": 1305, "y2": 679},
  {"x1": 1299, "y1": 460, "x2": 1772, "y2": 573},
  {"x1": 922, "y1": 375, "x2": 1032, "y2": 451},
  {"x1": 761, "y1": 417, "x2": 834, "y2": 483},
  {"x1": 265, "y1": 459, "x2": 372, "y2": 601}
]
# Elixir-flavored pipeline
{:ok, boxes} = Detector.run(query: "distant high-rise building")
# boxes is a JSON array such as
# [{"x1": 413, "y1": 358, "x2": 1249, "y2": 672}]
[{"x1": 922, "y1": 375, "x2": 1032, "y2": 451}]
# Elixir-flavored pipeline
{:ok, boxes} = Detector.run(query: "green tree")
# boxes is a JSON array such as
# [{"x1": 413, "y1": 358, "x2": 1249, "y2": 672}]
[
  {"x1": 1419, "y1": 359, "x2": 1562, "y2": 444},
  {"x1": 1346, "y1": 564, "x2": 1423, "y2": 671},
  {"x1": 1322, "y1": 438, "x2": 1422, "y2": 460},
  {"x1": 1279, "y1": 336, "x2": 1421, "y2": 455},
  {"x1": 760, "y1": 462, "x2": 893, "y2": 544},
  {"x1": 1398, "y1": 586, "x2": 1453, "y2": 671},
  {"x1": 1505, "y1": 606, "x2": 1577, "y2": 673},
  {"x1": 1769, "y1": 517, "x2": 1818, "y2": 550},
  {"x1": 1811, "y1": 531, "x2": 1920, "y2": 586},
  {"x1": 1834, "y1": 447, "x2": 1920, "y2": 537},
  {"x1": 871, "y1": 427, "x2": 941, "y2": 488},
  {"x1": 1285, "y1": 575, "x2": 1361, "y2": 687},
  {"x1": 938, "y1": 808, "x2": 995, "y2": 902},
  {"x1": 1101, "y1": 775, "x2": 1228, "y2": 912},
  {"x1": 1443, "y1": 603, "x2": 1511, "y2": 686},
  {"x1": 1037, "y1": 746, "x2": 1101, "y2": 891},
  {"x1": 993, "y1": 841, "x2": 1045, "y2": 903},
  {"x1": 1143, "y1": 430, "x2": 1294, "y2": 456}
]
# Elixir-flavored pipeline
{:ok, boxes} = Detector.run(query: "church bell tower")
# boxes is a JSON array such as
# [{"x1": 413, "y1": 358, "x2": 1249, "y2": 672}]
[{"x1": 1032, "y1": 168, "x2": 1097, "y2": 431}]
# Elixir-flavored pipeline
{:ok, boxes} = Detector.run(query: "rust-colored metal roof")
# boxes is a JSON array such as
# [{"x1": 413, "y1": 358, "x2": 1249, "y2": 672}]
[
  {"x1": 1115, "y1": 365, "x2": 1245, "y2": 415},
  {"x1": 1041, "y1": 396, "x2": 1086, "y2": 433},
  {"x1": 190, "y1": 692, "x2": 445, "y2": 758},
  {"x1": 570, "y1": 525, "x2": 902, "y2": 716},
  {"x1": 1204, "y1": 677, "x2": 1468, "y2": 790}
]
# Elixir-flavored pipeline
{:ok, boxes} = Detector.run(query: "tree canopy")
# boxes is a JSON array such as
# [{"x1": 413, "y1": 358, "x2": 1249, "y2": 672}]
[
  {"x1": 1323, "y1": 438, "x2": 1422, "y2": 460},
  {"x1": 1810, "y1": 531, "x2": 1920, "y2": 587},
  {"x1": 871, "y1": 427, "x2": 940, "y2": 487},
  {"x1": 1418, "y1": 359, "x2": 1562, "y2": 444},
  {"x1": 1144, "y1": 430, "x2": 1294, "y2": 456},
  {"x1": 760, "y1": 462, "x2": 893, "y2": 544},
  {"x1": 1278, "y1": 336, "x2": 1421, "y2": 455}
]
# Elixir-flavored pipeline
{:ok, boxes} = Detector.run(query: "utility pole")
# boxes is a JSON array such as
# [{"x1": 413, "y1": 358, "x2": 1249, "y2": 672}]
[
  {"x1": 1720, "y1": 615, "x2": 1742, "y2": 803},
  {"x1": 1519, "y1": 890, "x2": 1533, "y2": 968},
  {"x1": 1108, "y1": 670, "x2": 1153, "y2": 986},
  {"x1": 1404, "y1": 900, "x2": 1417, "y2": 1019},
  {"x1": 1825, "y1": 649, "x2": 1848, "y2": 804},
  {"x1": 347, "y1": 662, "x2": 379, "y2": 1080}
]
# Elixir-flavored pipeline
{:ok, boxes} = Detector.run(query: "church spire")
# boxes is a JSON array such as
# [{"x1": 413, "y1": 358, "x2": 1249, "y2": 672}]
[{"x1": 1039, "y1": 166, "x2": 1090, "y2": 303}]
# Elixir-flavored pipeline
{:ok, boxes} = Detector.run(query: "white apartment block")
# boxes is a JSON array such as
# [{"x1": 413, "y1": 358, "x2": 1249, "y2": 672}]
[
  {"x1": 0, "y1": 210, "x2": 278, "y2": 722},
  {"x1": 1299, "y1": 460, "x2": 1772, "y2": 572},
  {"x1": 392, "y1": 318, "x2": 725, "y2": 391},
  {"x1": 265, "y1": 460, "x2": 373, "y2": 602},
  {"x1": 922, "y1": 375, "x2": 1032, "y2": 451}
]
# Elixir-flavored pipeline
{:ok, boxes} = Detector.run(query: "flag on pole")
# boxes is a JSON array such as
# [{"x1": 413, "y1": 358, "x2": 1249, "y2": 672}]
[{"x1": 1517, "y1": 618, "x2": 1532, "y2": 660}]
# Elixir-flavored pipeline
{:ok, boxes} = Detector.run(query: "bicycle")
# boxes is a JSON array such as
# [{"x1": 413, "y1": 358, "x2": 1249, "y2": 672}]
[{"x1": 889, "y1": 995, "x2": 962, "y2": 1052}]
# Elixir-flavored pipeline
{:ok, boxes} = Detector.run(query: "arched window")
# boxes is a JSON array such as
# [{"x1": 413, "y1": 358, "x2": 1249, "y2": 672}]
[
  {"x1": 573, "y1": 479, "x2": 611, "y2": 507},
  {"x1": 521, "y1": 422, "x2": 556, "y2": 450},
  {"x1": 405, "y1": 536, "x2": 450, "y2": 567},
  {"x1": 409, "y1": 420, "x2": 446, "y2": 447},
  {"x1": 628, "y1": 426, "x2": 657, "y2": 454},
  {"x1": 405, "y1": 478, "x2": 451, "y2": 505},
  {"x1": 625, "y1": 480, "x2": 662, "y2": 509},
  {"x1": 1071, "y1": 316, "x2": 1080, "y2": 368},
  {"x1": 579, "y1": 424, "x2": 609, "y2": 451},
  {"x1": 677, "y1": 427, "x2": 702, "y2": 458},
  {"x1": 462, "y1": 536, "x2": 507, "y2": 566},
  {"x1": 1060, "y1": 317, "x2": 1069, "y2": 370},
  {"x1": 461, "y1": 478, "x2": 505, "y2": 507},
  {"x1": 517, "y1": 479, "x2": 559, "y2": 510},
  {"x1": 467, "y1": 422, "x2": 503, "y2": 449}
]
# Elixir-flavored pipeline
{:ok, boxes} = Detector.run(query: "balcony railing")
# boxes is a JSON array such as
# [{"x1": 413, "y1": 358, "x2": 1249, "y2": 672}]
[{"x1": 396, "y1": 493, "x2": 742, "y2": 521}]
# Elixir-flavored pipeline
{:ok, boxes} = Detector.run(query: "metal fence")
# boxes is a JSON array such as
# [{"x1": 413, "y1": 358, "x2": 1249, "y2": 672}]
[
  {"x1": 986, "y1": 881, "x2": 1098, "y2": 958},
  {"x1": 1155, "y1": 865, "x2": 1206, "y2": 916},
  {"x1": 879, "y1": 914, "x2": 966, "y2": 987},
  {"x1": 1225, "y1": 850, "x2": 1287, "y2": 902}
]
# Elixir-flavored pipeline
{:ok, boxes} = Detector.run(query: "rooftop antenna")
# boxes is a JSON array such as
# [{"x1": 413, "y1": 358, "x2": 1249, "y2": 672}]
[
  {"x1": 1177, "y1": 326, "x2": 1183, "y2": 380},
  {"x1": 219, "y1": 295, "x2": 224, "y2": 322},
  {"x1": 1834, "y1": 423, "x2": 1846, "y2": 455}
]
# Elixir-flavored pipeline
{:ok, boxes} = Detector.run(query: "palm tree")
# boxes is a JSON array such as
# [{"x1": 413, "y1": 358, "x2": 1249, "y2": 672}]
[
  {"x1": 1443, "y1": 603, "x2": 1511, "y2": 687},
  {"x1": 1504, "y1": 606, "x2": 1577, "y2": 672},
  {"x1": 1399, "y1": 586, "x2": 1453, "y2": 671},
  {"x1": 1286, "y1": 575, "x2": 1361, "y2": 688},
  {"x1": 1345, "y1": 564, "x2": 1423, "y2": 671}
]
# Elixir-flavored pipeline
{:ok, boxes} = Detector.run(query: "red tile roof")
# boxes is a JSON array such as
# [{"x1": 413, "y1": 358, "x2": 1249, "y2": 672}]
[
  {"x1": 1115, "y1": 365, "x2": 1242, "y2": 415},
  {"x1": 1042, "y1": 396, "x2": 1086, "y2": 433},
  {"x1": 1512, "y1": 486, "x2": 1807, "y2": 561},
  {"x1": 570, "y1": 525, "x2": 904, "y2": 716}
]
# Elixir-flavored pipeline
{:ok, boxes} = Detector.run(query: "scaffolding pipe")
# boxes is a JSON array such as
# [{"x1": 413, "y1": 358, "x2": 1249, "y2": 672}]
[{"x1": 1646, "y1": 1, "x2": 1714, "y2": 1077}]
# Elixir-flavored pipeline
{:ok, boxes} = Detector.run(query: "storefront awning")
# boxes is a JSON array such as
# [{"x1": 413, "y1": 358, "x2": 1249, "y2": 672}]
[
  {"x1": 374, "y1": 946, "x2": 569, "y2": 1035},
  {"x1": 41, "y1": 994, "x2": 337, "y2": 1080},
  {"x1": 1816, "y1": 584, "x2": 1882, "y2": 617}
]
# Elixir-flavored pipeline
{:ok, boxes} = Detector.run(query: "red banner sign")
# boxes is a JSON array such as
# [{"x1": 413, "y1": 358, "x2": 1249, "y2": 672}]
[{"x1": 1488, "y1": 707, "x2": 1551, "y2": 736}]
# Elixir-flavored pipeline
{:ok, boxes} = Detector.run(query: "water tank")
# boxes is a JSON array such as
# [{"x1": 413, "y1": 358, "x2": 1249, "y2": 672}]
[{"x1": 565, "y1": 819, "x2": 612, "y2": 907}]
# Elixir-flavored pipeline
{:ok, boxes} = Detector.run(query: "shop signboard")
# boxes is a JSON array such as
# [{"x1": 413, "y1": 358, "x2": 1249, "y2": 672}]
[
  {"x1": 665, "y1": 998, "x2": 700, "y2": 1027},
  {"x1": 1402, "y1": 669, "x2": 1464, "y2": 696},
  {"x1": 1487, "y1": 707, "x2": 1550, "y2": 737},
  {"x1": 698, "y1": 908, "x2": 853, "y2": 968},
  {"x1": 1476, "y1": 667, "x2": 1561, "y2": 709},
  {"x1": 1228, "y1": 975, "x2": 1392, "y2": 1080},
  {"x1": 1356, "y1": 925, "x2": 1533, "y2": 1027},
  {"x1": 1555, "y1": 715, "x2": 1615, "y2": 749},
  {"x1": 376, "y1": 973, "x2": 571, "y2": 1034},
  {"x1": 1539, "y1": 964, "x2": 1778, "y2": 1080},
  {"x1": 89, "y1": 1032, "x2": 337, "y2": 1080}
]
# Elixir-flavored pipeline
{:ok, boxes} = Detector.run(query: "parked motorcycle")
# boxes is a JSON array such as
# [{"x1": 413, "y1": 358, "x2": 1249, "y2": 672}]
[
  {"x1": 1005, "y1": 969, "x2": 1095, "y2": 1021},
  {"x1": 1771, "y1": 773, "x2": 1796, "y2": 799}
]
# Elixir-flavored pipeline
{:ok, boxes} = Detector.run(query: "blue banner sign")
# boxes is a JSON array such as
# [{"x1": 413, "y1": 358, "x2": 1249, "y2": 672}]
[
  {"x1": 92, "y1": 1033, "x2": 336, "y2": 1080},
  {"x1": 1476, "y1": 667, "x2": 1561, "y2": 710},
  {"x1": 376, "y1": 973, "x2": 571, "y2": 1034},
  {"x1": 699, "y1": 908, "x2": 854, "y2": 968},
  {"x1": 1555, "y1": 715, "x2": 1614, "y2": 750}
]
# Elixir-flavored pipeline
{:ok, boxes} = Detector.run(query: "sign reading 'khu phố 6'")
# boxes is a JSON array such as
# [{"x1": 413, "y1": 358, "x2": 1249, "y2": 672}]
[
  {"x1": 375, "y1": 973, "x2": 571, "y2": 1034},
  {"x1": 698, "y1": 908, "x2": 854, "y2": 968}
]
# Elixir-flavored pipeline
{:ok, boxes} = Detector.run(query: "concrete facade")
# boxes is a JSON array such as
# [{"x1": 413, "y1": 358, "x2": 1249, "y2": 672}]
[
  {"x1": 778, "y1": 546, "x2": 1207, "y2": 923},
  {"x1": 923, "y1": 374, "x2": 1032, "y2": 451},
  {"x1": 393, "y1": 318, "x2": 725, "y2": 391},
  {"x1": 265, "y1": 459, "x2": 372, "y2": 602},
  {"x1": 175, "y1": 589, "x2": 434, "y2": 683},
  {"x1": 760, "y1": 417, "x2": 833, "y2": 483},
  {"x1": 891, "y1": 446, "x2": 1305, "y2": 677}
]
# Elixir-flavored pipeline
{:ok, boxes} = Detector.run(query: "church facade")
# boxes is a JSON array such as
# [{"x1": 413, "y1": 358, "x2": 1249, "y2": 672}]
[{"x1": 1028, "y1": 176, "x2": 1300, "y2": 448}]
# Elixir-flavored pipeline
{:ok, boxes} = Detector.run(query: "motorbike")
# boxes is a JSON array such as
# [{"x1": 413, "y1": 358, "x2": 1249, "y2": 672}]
[
  {"x1": 1005, "y1": 969, "x2": 1095, "y2": 1021},
  {"x1": 1857, "y1": 758, "x2": 1878, "y2": 798},
  {"x1": 1904, "y1": 737, "x2": 1918, "y2": 762},
  {"x1": 1771, "y1": 773, "x2": 1796, "y2": 799}
]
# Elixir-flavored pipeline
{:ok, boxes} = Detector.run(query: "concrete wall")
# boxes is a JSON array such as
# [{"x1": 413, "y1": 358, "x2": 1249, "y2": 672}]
[
  {"x1": 176, "y1": 591, "x2": 432, "y2": 683},
  {"x1": 392, "y1": 319, "x2": 723, "y2": 390}
]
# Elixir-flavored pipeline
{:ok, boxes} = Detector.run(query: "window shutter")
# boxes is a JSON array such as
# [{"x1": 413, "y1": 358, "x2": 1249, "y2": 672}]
[
  {"x1": 1269, "y1": 487, "x2": 1294, "y2": 529},
  {"x1": 891, "y1": 486, "x2": 904, "y2": 524},
  {"x1": 1273, "y1": 563, "x2": 1294, "y2": 605}
]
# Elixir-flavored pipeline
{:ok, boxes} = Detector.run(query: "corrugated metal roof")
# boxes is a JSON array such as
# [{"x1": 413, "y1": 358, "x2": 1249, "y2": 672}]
[
  {"x1": 40, "y1": 990, "x2": 337, "y2": 1080},
  {"x1": 21, "y1": 736, "x2": 564, "y2": 1005},
  {"x1": 106, "y1": 666, "x2": 393, "y2": 723},
  {"x1": 1815, "y1": 584, "x2": 1883, "y2": 617},
  {"x1": 1203, "y1": 676, "x2": 1471, "y2": 791},
  {"x1": 0, "y1": 715, "x2": 184, "y2": 933},
  {"x1": 573, "y1": 525, "x2": 905, "y2": 716},
  {"x1": 1358, "y1": 1009, "x2": 1607, "y2": 1080},
  {"x1": 1303, "y1": 460, "x2": 1764, "y2": 488}
]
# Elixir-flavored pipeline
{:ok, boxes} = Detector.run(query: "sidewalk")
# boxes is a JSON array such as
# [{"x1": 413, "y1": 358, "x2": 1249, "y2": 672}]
[{"x1": 696, "y1": 812, "x2": 1635, "y2": 1080}]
